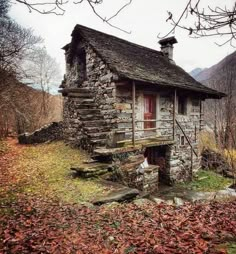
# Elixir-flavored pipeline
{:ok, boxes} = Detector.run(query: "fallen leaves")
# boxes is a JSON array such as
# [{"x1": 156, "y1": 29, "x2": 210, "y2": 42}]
[{"x1": 0, "y1": 139, "x2": 236, "y2": 253}]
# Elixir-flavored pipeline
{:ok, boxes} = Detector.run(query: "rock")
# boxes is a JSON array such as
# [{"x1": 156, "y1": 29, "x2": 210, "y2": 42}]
[
  {"x1": 214, "y1": 189, "x2": 236, "y2": 200},
  {"x1": 151, "y1": 197, "x2": 165, "y2": 204},
  {"x1": 166, "y1": 200, "x2": 174, "y2": 205},
  {"x1": 71, "y1": 163, "x2": 111, "y2": 178},
  {"x1": 173, "y1": 197, "x2": 184, "y2": 206},
  {"x1": 93, "y1": 188, "x2": 139, "y2": 205},
  {"x1": 79, "y1": 202, "x2": 95, "y2": 209},
  {"x1": 188, "y1": 192, "x2": 216, "y2": 202},
  {"x1": 102, "y1": 202, "x2": 120, "y2": 209},
  {"x1": 18, "y1": 122, "x2": 63, "y2": 144},
  {"x1": 133, "y1": 198, "x2": 152, "y2": 207}
]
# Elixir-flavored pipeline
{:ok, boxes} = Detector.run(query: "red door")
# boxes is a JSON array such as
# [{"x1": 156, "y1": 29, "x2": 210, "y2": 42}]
[{"x1": 144, "y1": 95, "x2": 156, "y2": 129}]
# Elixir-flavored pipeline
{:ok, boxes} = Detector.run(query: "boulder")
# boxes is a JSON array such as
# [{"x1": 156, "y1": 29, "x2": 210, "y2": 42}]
[
  {"x1": 173, "y1": 197, "x2": 184, "y2": 206},
  {"x1": 133, "y1": 198, "x2": 153, "y2": 207},
  {"x1": 93, "y1": 187, "x2": 139, "y2": 205},
  {"x1": 71, "y1": 163, "x2": 111, "y2": 178}
]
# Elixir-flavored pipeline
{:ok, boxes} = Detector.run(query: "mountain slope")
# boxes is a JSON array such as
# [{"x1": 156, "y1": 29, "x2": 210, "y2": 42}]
[
  {"x1": 189, "y1": 68, "x2": 205, "y2": 79},
  {"x1": 194, "y1": 51, "x2": 236, "y2": 83},
  {"x1": 0, "y1": 81, "x2": 62, "y2": 136}
]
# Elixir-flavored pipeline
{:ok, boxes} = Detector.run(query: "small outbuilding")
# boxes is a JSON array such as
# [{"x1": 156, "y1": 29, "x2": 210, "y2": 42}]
[{"x1": 60, "y1": 24, "x2": 225, "y2": 187}]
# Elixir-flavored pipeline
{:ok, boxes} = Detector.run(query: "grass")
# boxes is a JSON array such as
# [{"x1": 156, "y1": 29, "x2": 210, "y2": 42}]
[
  {"x1": 12, "y1": 141, "x2": 111, "y2": 204},
  {"x1": 215, "y1": 242, "x2": 236, "y2": 254},
  {"x1": 180, "y1": 170, "x2": 232, "y2": 192}
]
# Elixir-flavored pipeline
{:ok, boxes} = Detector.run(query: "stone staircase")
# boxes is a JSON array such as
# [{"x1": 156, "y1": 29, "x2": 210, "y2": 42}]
[{"x1": 68, "y1": 88, "x2": 110, "y2": 150}]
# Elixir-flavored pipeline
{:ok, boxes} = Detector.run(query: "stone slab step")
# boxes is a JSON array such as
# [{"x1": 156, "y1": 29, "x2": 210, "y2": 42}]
[
  {"x1": 75, "y1": 104, "x2": 97, "y2": 109},
  {"x1": 71, "y1": 163, "x2": 111, "y2": 178},
  {"x1": 68, "y1": 93, "x2": 93, "y2": 98},
  {"x1": 80, "y1": 114, "x2": 103, "y2": 121},
  {"x1": 93, "y1": 187, "x2": 139, "y2": 205},
  {"x1": 78, "y1": 109, "x2": 101, "y2": 115},
  {"x1": 88, "y1": 132, "x2": 110, "y2": 139},
  {"x1": 75, "y1": 99, "x2": 95, "y2": 104},
  {"x1": 84, "y1": 126, "x2": 111, "y2": 133},
  {"x1": 83, "y1": 120, "x2": 107, "y2": 127},
  {"x1": 90, "y1": 139, "x2": 107, "y2": 145}
]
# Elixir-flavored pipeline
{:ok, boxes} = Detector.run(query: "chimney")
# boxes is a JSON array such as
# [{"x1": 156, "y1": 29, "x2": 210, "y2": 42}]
[{"x1": 158, "y1": 36, "x2": 178, "y2": 64}]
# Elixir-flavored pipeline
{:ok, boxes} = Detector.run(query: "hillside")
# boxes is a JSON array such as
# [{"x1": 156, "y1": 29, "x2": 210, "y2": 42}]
[
  {"x1": 189, "y1": 68, "x2": 205, "y2": 79},
  {"x1": 0, "y1": 81, "x2": 62, "y2": 137},
  {"x1": 193, "y1": 51, "x2": 236, "y2": 83},
  {"x1": 193, "y1": 51, "x2": 236, "y2": 148}
]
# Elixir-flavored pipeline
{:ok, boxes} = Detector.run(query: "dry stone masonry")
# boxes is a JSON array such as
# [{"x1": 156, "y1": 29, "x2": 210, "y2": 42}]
[{"x1": 60, "y1": 24, "x2": 224, "y2": 190}]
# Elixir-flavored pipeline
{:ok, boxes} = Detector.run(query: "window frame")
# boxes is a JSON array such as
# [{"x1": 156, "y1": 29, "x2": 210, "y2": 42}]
[{"x1": 178, "y1": 96, "x2": 188, "y2": 115}]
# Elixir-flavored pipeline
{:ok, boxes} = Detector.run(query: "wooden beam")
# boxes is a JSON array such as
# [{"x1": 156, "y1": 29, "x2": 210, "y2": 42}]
[
  {"x1": 173, "y1": 89, "x2": 177, "y2": 140},
  {"x1": 132, "y1": 80, "x2": 136, "y2": 147}
]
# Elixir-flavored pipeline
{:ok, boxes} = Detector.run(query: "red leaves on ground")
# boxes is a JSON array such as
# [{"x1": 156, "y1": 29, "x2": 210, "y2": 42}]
[{"x1": 1, "y1": 196, "x2": 235, "y2": 253}]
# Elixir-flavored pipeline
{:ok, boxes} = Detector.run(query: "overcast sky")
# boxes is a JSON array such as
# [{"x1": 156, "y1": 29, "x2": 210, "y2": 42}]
[{"x1": 10, "y1": 0, "x2": 235, "y2": 75}]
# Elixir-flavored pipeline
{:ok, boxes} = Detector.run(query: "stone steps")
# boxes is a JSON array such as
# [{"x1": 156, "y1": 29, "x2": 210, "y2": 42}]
[
  {"x1": 68, "y1": 92, "x2": 93, "y2": 98},
  {"x1": 80, "y1": 114, "x2": 103, "y2": 121},
  {"x1": 71, "y1": 162, "x2": 111, "y2": 178},
  {"x1": 90, "y1": 138, "x2": 107, "y2": 146},
  {"x1": 83, "y1": 120, "x2": 107, "y2": 127},
  {"x1": 78, "y1": 109, "x2": 101, "y2": 115},
  {"x1": 75, "y1": 104, "x2": 97, "y2": 109},
  {"x1": 84, "y1": 126, "x2": 111, "y2": 133},
  {"x1": 75, "y1": 98, "x2": 95, "y2": 104},
  {"x1": 88, "y1": 132, "x2": 109, "y2": 139}
]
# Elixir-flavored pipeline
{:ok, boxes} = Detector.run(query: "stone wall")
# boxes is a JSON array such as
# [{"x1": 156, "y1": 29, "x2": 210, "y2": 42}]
[
  {"x1": 110, "y1": 151, "x2": 159, "y2": 193},
  {"x1": 62, "y1": 42, "x2": 118, "y2": 150},
  {"x1": 18, "y1": 122, "x2": 63, "y2": 144},
  {"x1": 115, "y1": 88, "x2": 202, "y2": 184},
  {"x1": 62, "y1": 39, "x2": 202, "y2": 184}
]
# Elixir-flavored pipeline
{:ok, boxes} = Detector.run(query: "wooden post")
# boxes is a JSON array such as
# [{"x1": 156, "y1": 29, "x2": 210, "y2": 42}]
[
  {"x1": 190, "y1": 148, "x2": 193, "y2": 180},
  {"x1": 172, "y1": 89, "x2": 177, "y2": 140},
  {"x1": 132, "y1": 80, "x2": 136, "y2": 147},
  {"x1": 199, "y1": 100, "x2": 202, "y2": 131}
]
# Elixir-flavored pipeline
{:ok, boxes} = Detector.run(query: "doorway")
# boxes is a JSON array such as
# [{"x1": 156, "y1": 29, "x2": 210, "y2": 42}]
[
  {"x1": 144, "y1": 146, "x2": 168, "y2": 183},
  {"x1": 144, "y1": 95, "x2": 156, "y2": 129}
]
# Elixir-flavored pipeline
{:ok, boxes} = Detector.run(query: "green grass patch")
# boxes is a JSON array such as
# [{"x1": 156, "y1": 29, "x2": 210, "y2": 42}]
[
  {"x1": 13, "y1": 141, "x2": 111, "y2": 204},
  {"x1": 215, "y1": 242, "x2": 236, "y2": 254},
  {"x1": 179, "y1": 170, "x2": 232, "y2": 192}
]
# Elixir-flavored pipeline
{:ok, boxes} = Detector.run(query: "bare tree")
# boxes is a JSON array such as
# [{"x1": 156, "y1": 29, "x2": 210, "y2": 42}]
[
  {"x1": 160, "y1": 0, "x2": 236, "y2": 46},
  {"x1": 23, "y1": 46, "x2": 61, "y2": 117},
  {"x1": 13, "y1": 0, "x2": 132, "y2": 33},
  {"x1": 0, "y1": 19, "x2": 42, "y2": 77},
  {"x1": 203, "y1": 63, "x2": 236, "y2": 149}
]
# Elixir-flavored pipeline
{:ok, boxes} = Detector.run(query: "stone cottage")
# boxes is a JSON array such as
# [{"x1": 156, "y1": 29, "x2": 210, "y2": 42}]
[{"x1": 60, "y1": 24, "x2": 225, "y2": 188}]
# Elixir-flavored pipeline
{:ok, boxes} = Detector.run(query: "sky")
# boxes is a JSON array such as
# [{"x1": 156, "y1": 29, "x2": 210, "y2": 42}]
[{"x1": 10, "y1": 0, "x2": 235, "y2": 76}]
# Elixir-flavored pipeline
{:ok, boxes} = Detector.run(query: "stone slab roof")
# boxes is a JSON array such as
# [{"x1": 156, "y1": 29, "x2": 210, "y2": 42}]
[{"x1": 66, "y1": 24, "x2": 225, "y2": 99}]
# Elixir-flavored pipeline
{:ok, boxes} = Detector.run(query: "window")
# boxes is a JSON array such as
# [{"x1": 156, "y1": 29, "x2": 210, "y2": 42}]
[
  {"x1": 192, "y1": 99, "x2": 200, "y2": 112},
  {"x1": 180, "y1": 136, "x2": 185, "y2": 145},
  {"x1": 178, "y1": 96, "x2": 187, "y2": 115},
  {"x1": 192, "y1": 99, "x2": 200, "y2": 107},
  {"x1": 77, "y1": 49, "x2": 87, "y2": 84}
]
